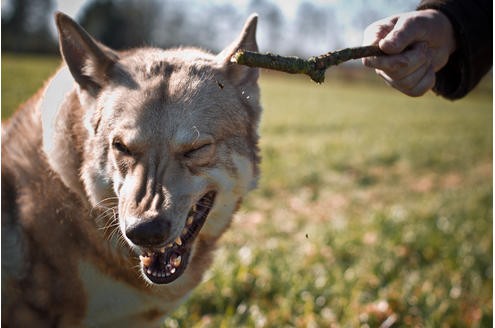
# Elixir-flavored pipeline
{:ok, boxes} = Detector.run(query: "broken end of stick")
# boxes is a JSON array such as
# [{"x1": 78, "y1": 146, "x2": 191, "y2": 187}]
[
  {"x1": 230, "y1": 50, "x2": 243, "y2": 64},
  {"x1": 307, "y1": 70, "x2": 325, "y2": 84}
]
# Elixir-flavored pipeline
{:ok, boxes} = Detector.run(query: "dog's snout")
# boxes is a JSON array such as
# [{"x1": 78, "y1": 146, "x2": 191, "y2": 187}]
[{"x1": 125, "y1": 218, "x2": 171, "y2": 248}]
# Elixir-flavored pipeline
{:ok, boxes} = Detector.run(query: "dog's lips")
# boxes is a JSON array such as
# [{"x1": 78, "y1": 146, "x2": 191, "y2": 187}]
[{"x1": 139, "y1": 191, "x2": 216, "y2": 284}]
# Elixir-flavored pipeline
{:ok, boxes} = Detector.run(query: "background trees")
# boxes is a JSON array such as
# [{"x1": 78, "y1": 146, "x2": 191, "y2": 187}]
[{"x1": 1, "y1": 0, "x2": 416, "y2": 57}]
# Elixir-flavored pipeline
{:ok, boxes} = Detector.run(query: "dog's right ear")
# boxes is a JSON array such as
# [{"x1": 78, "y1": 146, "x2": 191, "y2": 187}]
[
  {"x1": 55, "y1": 12, "x2": 118, "y2": 96},
  {"x1": 216, "y1": 14, "x2": 259, "y2": 87}
]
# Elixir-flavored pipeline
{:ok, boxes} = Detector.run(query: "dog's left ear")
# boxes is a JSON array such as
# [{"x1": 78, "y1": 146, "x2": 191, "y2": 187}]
[
  {"x1": 217, "y1": 14, "x2": 259, "y2": 86},
  {"x1": 55, "y1": 12, "x2": 118, "y2": 97}
]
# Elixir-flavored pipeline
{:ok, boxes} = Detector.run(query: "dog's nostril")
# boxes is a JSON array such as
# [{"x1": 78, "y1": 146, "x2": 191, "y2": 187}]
[{"x1": 125, "y1": 218, "x2": 171, "y2": 247}]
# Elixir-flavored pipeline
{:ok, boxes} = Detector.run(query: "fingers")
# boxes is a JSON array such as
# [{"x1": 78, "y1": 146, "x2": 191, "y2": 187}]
[
  {"x1": 363, "y1": 42, "x2": 429, "y2": 80},
  {"x1": 362, "y1": 16, "x2": 398, "y2": 47},
  {"x1": 361, "y1": 10, "x2": 455, "y2": 97},
  {"x1": 363, "y1": 40, "x2": 435, "y2": 96},
  {"x1": 376, "y1": 60, "x2": 436, "y2": 97},
  {"x1": 378, "y1": 15, "x2": 426, "y2": 55}
]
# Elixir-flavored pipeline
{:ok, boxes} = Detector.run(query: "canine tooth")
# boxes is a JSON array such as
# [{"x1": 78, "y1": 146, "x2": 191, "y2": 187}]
[
  {"x1": 175, "y1": 236, "x2": 182, "y2": 246},
  {"x1": 147, "y1": 268, "x2": 152, "y2": 275},
  {"x1": 140, "y1": 255, "x2": 152, "y2": 267},
  {"x1": 170, "y1": 267, "x2": 176, "y2": 274},
  {"x1": 171, "y1": 255, "x2": 182, "y2": 268}
]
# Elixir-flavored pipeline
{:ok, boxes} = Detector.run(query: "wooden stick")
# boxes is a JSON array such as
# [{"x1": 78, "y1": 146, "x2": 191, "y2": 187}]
[{"x1": 231, "y1": 45, "x2": 384, "y2": 83}]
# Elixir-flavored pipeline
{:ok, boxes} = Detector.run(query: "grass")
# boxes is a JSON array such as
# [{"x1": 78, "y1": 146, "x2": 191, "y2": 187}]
[
  {"x1": 1, "y1": 53, "x2": 61, "y2": 119},
  {"x1": 2, "y1": 54, "x2": 492, "y2": 327}
]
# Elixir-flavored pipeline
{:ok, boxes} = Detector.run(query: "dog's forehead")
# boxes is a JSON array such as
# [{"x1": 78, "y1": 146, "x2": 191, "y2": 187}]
[{"x1": 106, "y1": 49, "x2": 250, "y2": 144}]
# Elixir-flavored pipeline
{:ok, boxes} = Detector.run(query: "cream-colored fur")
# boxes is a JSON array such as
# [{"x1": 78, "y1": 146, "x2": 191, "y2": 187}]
[{"x1": 2, "y1": 12, "x2": 261, "y2": 327}]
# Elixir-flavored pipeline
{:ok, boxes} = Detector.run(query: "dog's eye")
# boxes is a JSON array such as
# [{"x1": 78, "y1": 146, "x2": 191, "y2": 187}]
[
  {"x1": 112, "y1": 139, "x2": 132, "y2": 156},
  {"x1": 183, "y1": 143, "x2": 214, "y2": 162}
]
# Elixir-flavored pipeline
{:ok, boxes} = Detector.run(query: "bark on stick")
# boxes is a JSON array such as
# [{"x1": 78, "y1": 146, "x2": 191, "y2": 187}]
[{"x1": 231, "y1": 45, "x2": 384, "y2": 83}]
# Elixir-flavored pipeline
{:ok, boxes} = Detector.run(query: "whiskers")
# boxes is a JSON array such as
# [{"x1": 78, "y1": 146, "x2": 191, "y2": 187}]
[
  {"x1": 92, "y1": 197, "x2": 119, "y2": 214},
  {"x1": 91, "y1": 197, "x2": 121, "y2": 242}
]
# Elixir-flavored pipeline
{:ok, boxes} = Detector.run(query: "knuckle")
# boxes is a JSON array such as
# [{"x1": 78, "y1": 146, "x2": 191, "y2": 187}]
[
  {"x1": 401, "y1": 79, "x2": 416, "y2": 91},
  {"x1": 408, "y1": 71, "x2": 436, "y2": 97},
  {"x1": 406, "y1": 87, "x2": 428, "y2": 97},
  {"x1": 403, "y1": 13, "x2": 427, "y2": 30}
]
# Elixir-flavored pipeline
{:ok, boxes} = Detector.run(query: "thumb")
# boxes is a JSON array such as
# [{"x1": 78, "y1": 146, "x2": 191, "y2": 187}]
[{"x1": 379, "y1": 16, "x2": 421, "y2": 55}]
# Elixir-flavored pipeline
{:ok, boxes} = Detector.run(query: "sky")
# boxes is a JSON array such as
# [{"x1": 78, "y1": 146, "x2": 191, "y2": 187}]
[
  {"x1": 2, "y1": 0, "x2": 419, "y2": 54},
  {"x1": 54, "y1": 0, "x2": 417, "y2": 20},
  {"x1": 50, "y1": 0, "x2": 417, "y2": 51}
]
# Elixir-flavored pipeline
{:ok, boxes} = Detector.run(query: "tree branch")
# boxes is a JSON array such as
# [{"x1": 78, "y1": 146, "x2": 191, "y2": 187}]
[{"x1": 231, "y1": 45, "x2": 384, "y2": 83}]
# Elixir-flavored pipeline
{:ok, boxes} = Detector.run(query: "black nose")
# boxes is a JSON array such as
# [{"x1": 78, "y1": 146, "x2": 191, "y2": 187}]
[{"x1": 125, "y1": 218, "x2": 171, "y2": 248}]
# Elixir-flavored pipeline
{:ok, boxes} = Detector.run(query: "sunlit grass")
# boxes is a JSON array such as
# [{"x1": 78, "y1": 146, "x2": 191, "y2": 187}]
[
  {"x1": 2, "y1": 54, "x2": 492, "y2": 327},
  {"x1": 171, "y1": 73, "x2": 492, "y2": 327},
  {"x1": 2, "y1": 53, "x2": 61, "y2": 119}
]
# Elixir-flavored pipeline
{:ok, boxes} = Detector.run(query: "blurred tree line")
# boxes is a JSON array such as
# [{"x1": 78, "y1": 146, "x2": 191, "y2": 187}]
[
  {"x1": 2, "y1": 0, "x2": 412, "y2": 56},
  {"x1": 2, "y1": 0, "x2": 57, "y2": 53},
  {"x1": 1, "y1": 0, "x2": 347, "y2": 56}
]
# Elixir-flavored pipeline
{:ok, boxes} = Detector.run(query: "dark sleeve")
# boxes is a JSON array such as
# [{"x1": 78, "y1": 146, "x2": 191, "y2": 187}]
[{"x1": 417, "y1": 0, "x2": 492, "y2": 100}]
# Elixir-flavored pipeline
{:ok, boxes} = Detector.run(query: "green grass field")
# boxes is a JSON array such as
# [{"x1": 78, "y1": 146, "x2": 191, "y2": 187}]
[{"x1": 2, "y1": 54, "x2": 492, "y2": 327}]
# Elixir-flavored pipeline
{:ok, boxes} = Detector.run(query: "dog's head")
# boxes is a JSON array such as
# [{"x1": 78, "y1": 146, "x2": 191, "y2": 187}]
[{"x1": 53, "y1": 13, "x2": 261, "y2": 284}]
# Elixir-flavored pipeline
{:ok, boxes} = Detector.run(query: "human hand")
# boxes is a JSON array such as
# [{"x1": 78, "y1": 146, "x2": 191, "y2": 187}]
[{"x1": 362, "y1": 9, "x2": 457, "y2": 97}]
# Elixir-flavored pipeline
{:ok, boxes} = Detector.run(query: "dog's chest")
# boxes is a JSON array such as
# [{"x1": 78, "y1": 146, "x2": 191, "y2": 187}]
[{"x1": 78, "y1": 260, "x2": 181, "y2": 327}]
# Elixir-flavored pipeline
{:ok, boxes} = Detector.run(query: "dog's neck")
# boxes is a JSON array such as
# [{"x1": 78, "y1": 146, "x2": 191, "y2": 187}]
[{"x1": 40, "y1": 66, "x2": 91, "y2": 202}]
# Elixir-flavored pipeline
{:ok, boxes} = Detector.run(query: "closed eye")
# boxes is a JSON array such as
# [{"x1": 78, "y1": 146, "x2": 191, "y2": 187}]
[
  {"x1": 112, "y1": 139, "x2": 132, "y2": 156},
  {"x1": 184, "y1": 143, "x2": 214, "y2": 159}
]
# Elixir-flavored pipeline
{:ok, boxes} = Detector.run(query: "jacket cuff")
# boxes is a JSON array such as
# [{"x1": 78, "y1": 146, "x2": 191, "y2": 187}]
[{"x1": 417, "y1": 1, "x2": 468, "y2": 99}]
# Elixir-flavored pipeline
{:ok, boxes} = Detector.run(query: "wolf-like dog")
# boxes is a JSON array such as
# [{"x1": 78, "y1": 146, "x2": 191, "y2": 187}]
[{"x1": 2, "y1": 12, "x2": 261, "y2": 327}]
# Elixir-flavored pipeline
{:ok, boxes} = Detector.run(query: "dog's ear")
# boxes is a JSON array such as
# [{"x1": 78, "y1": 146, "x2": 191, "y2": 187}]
[
  {"x1": 217, "y1": 14, "x2": 259, "y2": 86},
  {"x1": 55, "y1": 12, "x2": 118, "y2": 96}
]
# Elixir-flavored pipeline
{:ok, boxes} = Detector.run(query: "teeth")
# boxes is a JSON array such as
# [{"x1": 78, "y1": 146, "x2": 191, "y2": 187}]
[
  {"x1": 175, "y1": 236, "x2": 182, "y2": 246},
  {"x1": 187, "y1": 216, "x2": 194, "y2": 226},
  {"x1": 182, "y1": 227, "x2": 189, "y2": 236},
  {"x1": 159, "y1": 247, "x2": 166, "y2": 253},
  {"x1": 171, "y1": 254, "x2": 182, "y2": 268},
  {"x1": 166, "y1": 243, "x2": 173, "y2": 248},
  {"x1": 140, "y1": 255, "x2": 152, "y2": 267}
]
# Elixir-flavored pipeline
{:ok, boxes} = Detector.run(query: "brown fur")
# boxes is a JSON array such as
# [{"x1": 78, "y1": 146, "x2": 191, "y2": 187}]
[{"x1": 2, "y1": 12, "x2": 261, "y2": 327}]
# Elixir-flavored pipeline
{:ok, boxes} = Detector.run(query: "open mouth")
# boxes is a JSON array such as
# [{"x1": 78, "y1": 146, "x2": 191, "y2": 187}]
[{"x1": 139, "y1": 191, "x2": 216, "y2": 284}]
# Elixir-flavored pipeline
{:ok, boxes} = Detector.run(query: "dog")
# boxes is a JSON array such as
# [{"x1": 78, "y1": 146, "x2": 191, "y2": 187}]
[{"x1": 2, "y1": 12, "x2": 261, "y2": 327}]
